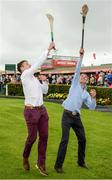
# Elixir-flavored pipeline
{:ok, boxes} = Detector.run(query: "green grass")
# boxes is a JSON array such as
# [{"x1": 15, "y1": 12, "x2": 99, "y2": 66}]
[{"x1": 0, "y1": 98, "x2": 112, "y2": 179}]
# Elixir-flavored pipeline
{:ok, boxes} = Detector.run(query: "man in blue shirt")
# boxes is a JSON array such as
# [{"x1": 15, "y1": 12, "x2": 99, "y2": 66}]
[{"x1": 54, "y1": 48, "x2": 96, "y2": 173}]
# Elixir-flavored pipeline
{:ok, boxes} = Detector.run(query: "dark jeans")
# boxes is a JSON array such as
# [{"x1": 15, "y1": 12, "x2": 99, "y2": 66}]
[
  {"x1": 55, "y1": 110, "x2": 86, "y2": 168},
  {"x1": 23, "y1": 106, "x2": 49, "y2": 167}
]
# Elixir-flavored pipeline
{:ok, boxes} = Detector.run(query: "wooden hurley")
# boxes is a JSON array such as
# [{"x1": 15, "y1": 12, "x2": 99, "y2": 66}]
[
  {"x1": 46, "y1": 14, "x2": 55, "y2": 42},
  {"x1": 80, "y1": 4, "x2": 89, "y2": 48}
]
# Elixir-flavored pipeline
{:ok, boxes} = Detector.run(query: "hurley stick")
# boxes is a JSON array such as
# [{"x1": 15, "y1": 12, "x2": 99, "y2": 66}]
[
  {"x1": 46, "y1": 14, "x2": 56, "y2": 50},
  {"x1": 80, "y1": 4, "x2": 89, "y2": 48},
  {"x1": 46, "y1": 14, "x2": 55, "y2": 44}
]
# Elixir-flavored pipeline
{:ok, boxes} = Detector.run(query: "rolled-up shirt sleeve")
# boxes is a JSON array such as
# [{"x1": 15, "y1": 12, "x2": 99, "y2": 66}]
[{"x1": 84, "y1": 91, "x2": 96, "y2": 110}]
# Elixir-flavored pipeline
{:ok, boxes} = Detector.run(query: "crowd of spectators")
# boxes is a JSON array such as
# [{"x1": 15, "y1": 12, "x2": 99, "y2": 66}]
[
  {"x1": 0, "y1": 74, "x2": 21, "y2": 84},
  {"x1": 47, "y1": 70, "x2": 112, "y2": 88},
  {"x1": 0, "y1": 70, "x2": 112, "y2": 88}
]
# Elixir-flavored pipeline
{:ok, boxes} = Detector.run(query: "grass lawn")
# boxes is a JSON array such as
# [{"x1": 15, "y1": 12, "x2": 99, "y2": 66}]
[{"x1": 0, "y1": 98, "x2": 112, "y2": 179}]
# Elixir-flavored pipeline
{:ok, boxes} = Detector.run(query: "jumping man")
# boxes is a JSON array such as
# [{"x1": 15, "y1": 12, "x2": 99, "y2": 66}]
[
  {"x1": 54, "y1": 48, "x2": 96, "y2": 173},
  {"x1": 17, "y1": 42, "x2": 55, "y2": 176}
]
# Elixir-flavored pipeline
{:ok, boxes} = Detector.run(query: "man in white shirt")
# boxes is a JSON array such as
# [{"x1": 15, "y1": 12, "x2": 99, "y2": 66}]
[{"x1": 17, "y1": 42, "x2": 55, "y2": 176}]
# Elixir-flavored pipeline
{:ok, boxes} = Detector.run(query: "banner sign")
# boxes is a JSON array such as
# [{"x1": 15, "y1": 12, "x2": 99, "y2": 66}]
[
  {"x1": 5, "y1": 64, "x2": 16, "y2": 72},
  {"x1": 53, "y1": 60, "x2": 77, "y2": 67}
]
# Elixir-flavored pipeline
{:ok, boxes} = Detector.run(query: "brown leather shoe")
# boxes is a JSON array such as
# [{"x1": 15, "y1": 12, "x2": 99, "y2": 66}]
[
  {"x1": 23, "y1": 157, "x2": 30, "y2": 170},
  {"x1": 35, "y1": 164, "x2": 48, "y2": 176},
  {"x1": 54, "y1": 166, "x2": 64, "y2": 173}
]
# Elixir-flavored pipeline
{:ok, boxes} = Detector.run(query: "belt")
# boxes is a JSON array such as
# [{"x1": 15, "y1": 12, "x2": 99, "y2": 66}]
[
  {"x1": 25, "y1": 105, "x2": 44, "y2": 110},
  {"x1": 64, "y1": 109, "x2": 79, "y2": 116}
]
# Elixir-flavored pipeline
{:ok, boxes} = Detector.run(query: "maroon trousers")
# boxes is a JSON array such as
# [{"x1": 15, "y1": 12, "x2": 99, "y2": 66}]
[{"x1": 23, "y1": 106, "x2": 49, "y2": 167}]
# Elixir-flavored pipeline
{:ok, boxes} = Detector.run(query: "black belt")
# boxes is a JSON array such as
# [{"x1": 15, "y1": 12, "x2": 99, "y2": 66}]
[{"x1": 64, "y1": 109, "x2": 80, "y2": 116}]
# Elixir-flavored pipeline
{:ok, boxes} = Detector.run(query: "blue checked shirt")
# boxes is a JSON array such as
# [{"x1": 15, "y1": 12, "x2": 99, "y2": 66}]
[{"x1": 62, "y1": 57, "x2": 96, "y2": 114}]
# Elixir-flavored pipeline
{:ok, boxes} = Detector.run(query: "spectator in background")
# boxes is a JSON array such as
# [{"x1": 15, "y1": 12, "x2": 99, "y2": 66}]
[
  {"x1": 4, "y1": 75, "x2": 11, "y2": 84},
  {"x1": 52, "y1": 75, "x2": 56, "y2": 84},
  {"x1": 66, "y1": 75, "x2": 72, "y2": 85},
  {"x1": 16, "y1": 74, "x2": 21, "y2": 82},
  {"x1": 95, "y1": 72, "x2": 99, "y2": 85},
  {"x1": 62, "y1": 76, "x2": 66, "y2": 84},
  {"x1": 57, "y1": 76, "x2": 63, "y2": 84},
  {"x1": 48, "y1": 74, "x2": 53, "y2": 84},
  {"x1": 97, "y1": 73, "x2": 104, "y2": 86},
  {"x1": 107, "y1": 72, "x2": 112, "y2": 88},
  {"x1": 89, "y1": 74, "x2": 96, "y2": 86},
  {"x1": 100, "y1": 71, "x2": 105, "y2": 84}
]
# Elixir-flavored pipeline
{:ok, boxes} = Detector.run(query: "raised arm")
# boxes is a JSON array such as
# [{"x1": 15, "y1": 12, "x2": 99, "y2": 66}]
[
  {"x1": 23, "y1": 42, "x2": 55, "y2": 76},
  {"x1": 27, "y1": 51, "x2": 48, "y2": 74},
  {"x1": 72, "y1": 48, "x2": 84, "y2": 85}
]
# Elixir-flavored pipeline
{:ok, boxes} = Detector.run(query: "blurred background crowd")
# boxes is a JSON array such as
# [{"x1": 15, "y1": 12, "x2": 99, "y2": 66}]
[{"x1": 0, "y1": 70, "x2": 112, "y2": 88}]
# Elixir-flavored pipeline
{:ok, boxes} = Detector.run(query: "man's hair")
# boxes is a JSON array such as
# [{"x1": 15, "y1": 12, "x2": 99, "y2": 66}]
[{"x1": 17, "y1": 60, "x2": 27, "y2": 73}]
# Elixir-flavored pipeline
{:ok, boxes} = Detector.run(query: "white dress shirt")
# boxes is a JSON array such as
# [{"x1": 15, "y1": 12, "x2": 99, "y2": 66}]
[{"x1": 21, "y1": 50, "x2": 48, "y2": 106}]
